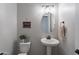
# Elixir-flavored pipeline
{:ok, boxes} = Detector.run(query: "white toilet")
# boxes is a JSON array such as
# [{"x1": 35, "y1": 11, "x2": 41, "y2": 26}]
[{"x1": 18, "y1": 42, "x2": 31, "y2": 55}]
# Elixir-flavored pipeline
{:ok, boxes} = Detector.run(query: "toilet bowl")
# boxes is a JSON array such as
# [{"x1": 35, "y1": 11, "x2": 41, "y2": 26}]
[{"x1": 18, "y1": 42, "x2": 31, "y2": 55}]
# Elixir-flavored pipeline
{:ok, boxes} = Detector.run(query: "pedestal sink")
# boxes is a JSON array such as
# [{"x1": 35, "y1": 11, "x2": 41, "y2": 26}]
[{"x1": 41, "y1": 38, "x2": 60, "y2": 55}]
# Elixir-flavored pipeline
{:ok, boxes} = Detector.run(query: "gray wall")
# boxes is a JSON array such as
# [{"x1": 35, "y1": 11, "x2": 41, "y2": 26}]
[
  {"x1": 0, "y1": 3, "x2": 17, "y2": 54},
  {"x1": 17, "y1": 3, "x2": 58, "y2": 55},
  {"x1": 75, "y1": 4, "x2": 79, "y2": 50},
  {"x1": 58, "y1": 3, "x2": 75, "y2": 55}
]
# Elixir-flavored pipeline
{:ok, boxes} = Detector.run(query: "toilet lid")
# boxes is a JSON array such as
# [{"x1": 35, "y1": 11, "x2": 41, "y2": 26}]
[{"x1": 18, "y1": 53, "x2": 27, "y2": 55}]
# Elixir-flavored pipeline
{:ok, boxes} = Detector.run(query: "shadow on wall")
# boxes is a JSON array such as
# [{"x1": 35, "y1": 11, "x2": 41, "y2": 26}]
[{"x1": 12, "y1": 40, "x2": 20, "y2": 55}]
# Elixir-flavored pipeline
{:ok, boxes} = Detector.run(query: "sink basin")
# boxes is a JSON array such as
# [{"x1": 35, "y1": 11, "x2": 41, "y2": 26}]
[
  {"x1": 41, "y1": 38, "x2": 59, "y2": 46},
  {"x1": 41, "y1": 38, "x2": 60, "y2": 55}
]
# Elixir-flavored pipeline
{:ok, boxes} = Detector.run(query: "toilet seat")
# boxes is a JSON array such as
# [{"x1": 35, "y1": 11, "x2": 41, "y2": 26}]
[{"x1": 18, "y1": 53, "x2": 27, "y2": 55}]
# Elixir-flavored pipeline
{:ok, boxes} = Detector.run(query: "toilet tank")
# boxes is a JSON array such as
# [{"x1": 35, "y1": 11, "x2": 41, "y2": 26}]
[{"x1": 19, "y1": 42, "x2": 31, "y2": 53}]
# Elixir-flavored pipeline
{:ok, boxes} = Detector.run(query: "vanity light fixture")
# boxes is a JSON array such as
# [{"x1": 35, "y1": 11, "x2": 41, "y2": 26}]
[{"x1": 41, "y1": 4, "x2": 55, "y2": 13}]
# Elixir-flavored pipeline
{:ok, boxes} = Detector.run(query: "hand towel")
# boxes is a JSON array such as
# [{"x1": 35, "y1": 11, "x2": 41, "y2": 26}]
[{"x1": 58, "y1": 21, "x2": 65, "y2": 40}]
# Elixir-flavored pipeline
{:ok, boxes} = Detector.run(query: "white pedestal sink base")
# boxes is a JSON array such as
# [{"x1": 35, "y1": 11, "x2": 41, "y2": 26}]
[
  {"x1": 41, "y1": 38, "x2": 60, "y2": 55},
  {"x1": 47, "y1": 47, "x2": 51, "y2": 55}
]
